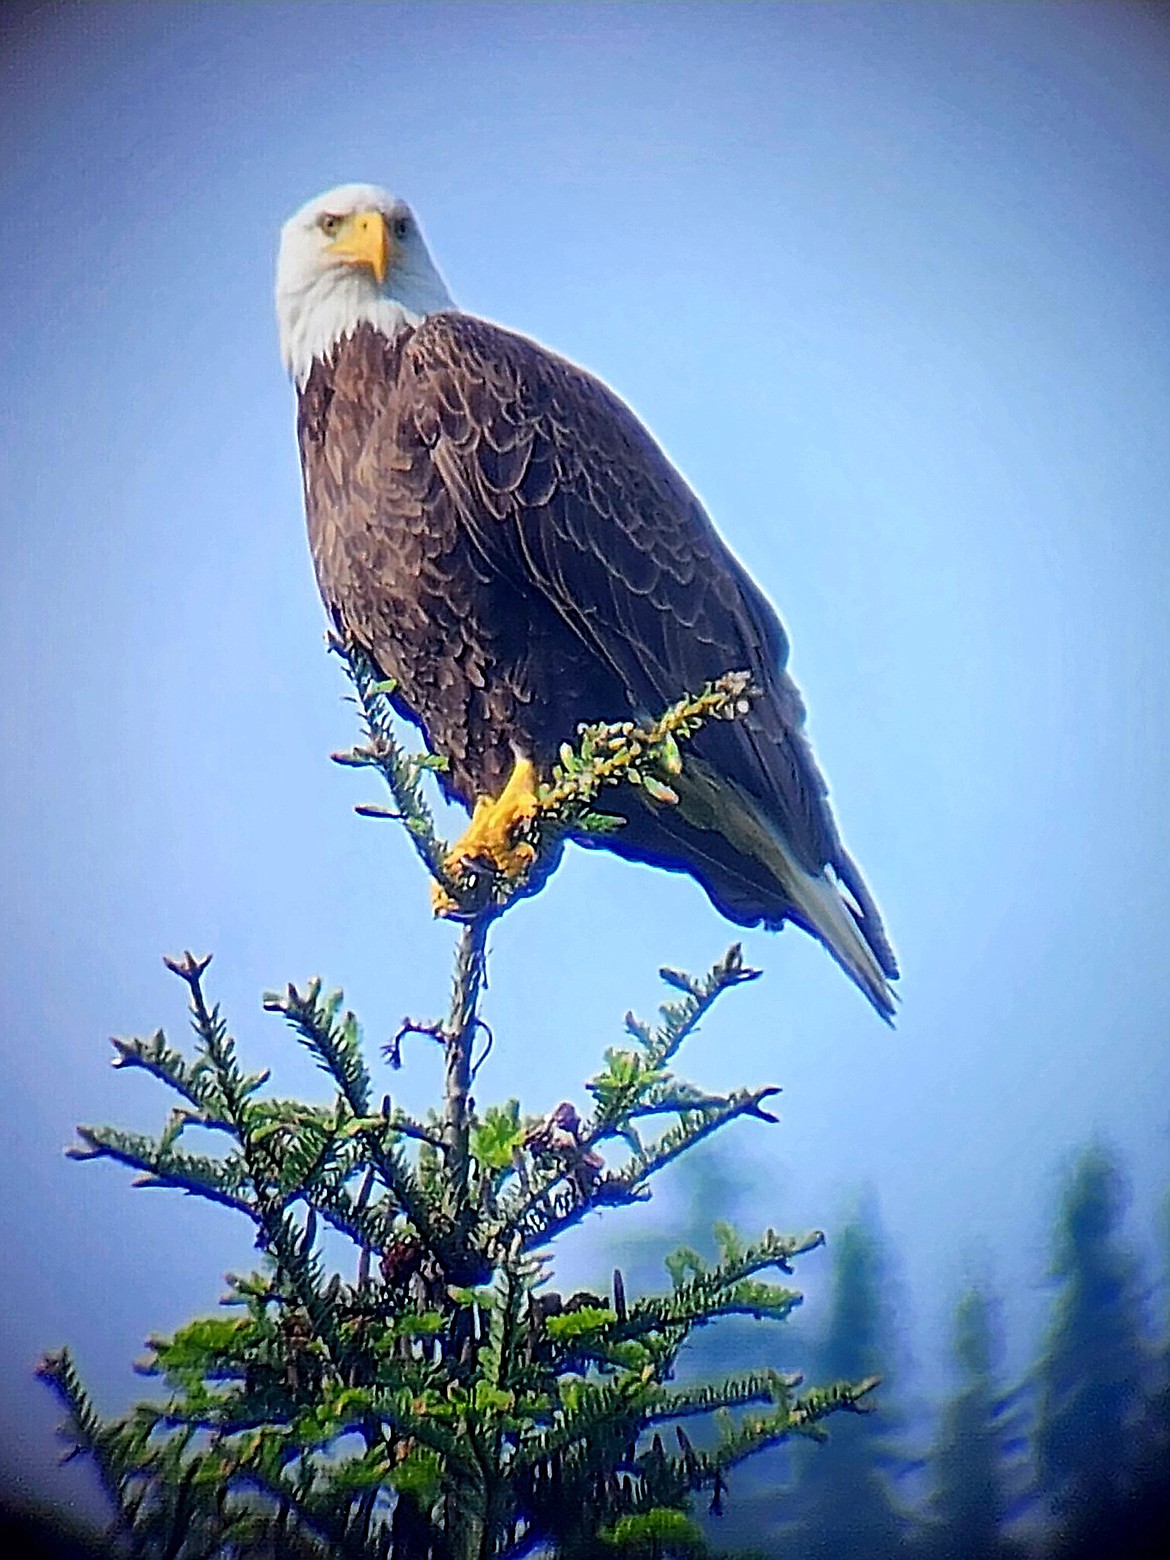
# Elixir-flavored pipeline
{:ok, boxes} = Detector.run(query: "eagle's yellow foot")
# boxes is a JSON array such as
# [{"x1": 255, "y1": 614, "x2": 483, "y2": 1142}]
[{"x1": 430, "y1": 758, "x2": 540, "y2": 915}]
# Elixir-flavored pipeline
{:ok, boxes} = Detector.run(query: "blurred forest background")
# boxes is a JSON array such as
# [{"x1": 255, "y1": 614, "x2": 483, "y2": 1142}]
[{"x1": 615, "y1": 1135, "x2": 1170, "y2": 1557}]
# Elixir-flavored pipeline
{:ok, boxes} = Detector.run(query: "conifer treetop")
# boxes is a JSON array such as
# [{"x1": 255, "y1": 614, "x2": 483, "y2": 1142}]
[{"x1": 44, "y1": 643, "x2": 877, "y2": 1560}]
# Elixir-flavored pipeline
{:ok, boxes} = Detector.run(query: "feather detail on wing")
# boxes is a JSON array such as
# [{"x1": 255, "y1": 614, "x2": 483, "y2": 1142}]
[
  {"x1": 298, "y1": 312, "x2": 898, "y2": 1015},
  {"x1": 395, "y1": 312, "x2": 898, "y2": 1006}
]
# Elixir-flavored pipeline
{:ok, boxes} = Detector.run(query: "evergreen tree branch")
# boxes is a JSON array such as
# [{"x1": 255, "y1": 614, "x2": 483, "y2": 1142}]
[
  {"x1": 262, "y1": 976, "x2": 372, "y2": 1116},
  {"x1": 481, "y1": 949, "x2": 773, "y2": 1262},
  {"x1": 307, "y1": 1174, "x2": 394, "y2": 1255},
  {"x1": 109, "y1": 1028, "x2": 233, "y2": 1125},
  {"x1": 341, "y1": 630, "x2": 760, "y2": 921},
  {"x1": 263, "y1": 977, "x2": 449, "y2": 1269},
  {"x1": 640, "y1": 944, "x2": 763, "y2": 1069},
  {"x1": 36, "y1": 1349, "x2": 132, "y2": 1519},
  {"x1": 165, "y1": 953, "x2": 351, "y2": 1371},
  {"x1": 602, "y1": 1374, "x2": 881, "y2": 1523},
  {"x1": 330, "y1": 636, "x2": 457, "y2": 894},
  {"x1": 517, "y1": 1373, "x2": 658, "y2": 1467},
  {"x1": 610, "y1": 1087, "x2": 782, "y2": 1196},
  {"x1": 493, "y1": 1087, "x2": 782, "y2": 1258},
  {"x1": 253, "y1": 1209, "x2": 349, "y2": 1371},
  {"x1": 232, "y1": 1476, "x2": 356, "y2": 1559},
  {"x1": 67, "y1": 1124, "x2": 256, "y2": 1220},
  {"x1": 710, "y1": 1374, "x2": 881, "y2": 1468},
  {"x1": 642, "y1": 1368, "x2": 802, "y2": 1424},
  {"x1": 488, "y1": 1170, "x2": 643, "y2": 1257}
]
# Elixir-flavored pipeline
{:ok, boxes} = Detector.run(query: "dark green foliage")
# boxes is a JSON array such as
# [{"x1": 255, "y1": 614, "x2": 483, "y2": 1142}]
[
  {"x1": 777, "y1": 1214, "x2": 907, "y2": 1559},
  {"x1": 1105, "y1": 1189, "x2": 1170, "y2": 1559},
  {"x1": 600, "y1": 1506, "x2": 706, "y2": 1556},
  {"x1": 1033, "y1": 1146, "x2": 1147, "y2": 1538},
  {"x1": 48, "y1": 949, "x2": 869, "y2": 1560},
  {"x1": 1135, "y1": 1192, "x2": 1170, "y2": 1503},
  {"x1": 923, "y1": 1286, "x2": 1025, "y2": 1560},
  {"x1": 42, "y1": 652, "x2": 873, "y2": 1560}
]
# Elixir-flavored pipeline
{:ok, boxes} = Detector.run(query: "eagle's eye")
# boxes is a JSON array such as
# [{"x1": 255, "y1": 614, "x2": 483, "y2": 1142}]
[
  {"x1": 393, "y1": 215, "x2": 411, "y2": 241},
  {"x1": 318, "y1": 213, "x2": 343, "y2": 237}
]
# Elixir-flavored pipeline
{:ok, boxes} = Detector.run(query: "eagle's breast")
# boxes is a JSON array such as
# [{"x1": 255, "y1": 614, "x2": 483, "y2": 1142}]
[{"x1": 295, "y1": 321, "x2": 617, "y2": 802}]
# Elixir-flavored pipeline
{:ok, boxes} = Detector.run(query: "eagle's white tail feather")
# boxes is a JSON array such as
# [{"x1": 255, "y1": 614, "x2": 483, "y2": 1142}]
[
  {"x1": 777, "y1": 847, "x2": 897, "y2": 1022},
  {"x1": 676, "y1": 762, "x2": 896, "y2": 1021}
]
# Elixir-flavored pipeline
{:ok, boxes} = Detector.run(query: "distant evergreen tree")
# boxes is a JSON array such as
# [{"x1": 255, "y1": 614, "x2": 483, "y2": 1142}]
[
  {"x1": 1125, "y1": 1189, "x2": 1170, "y2": 1546},
  {"x1": 1050, "y1": 1182, "x2": 1170, "y2": 1560},
  {"x1": 1033, "y1": 1145, "x2": 1148, "y2": 1550},
  {"x1": 776, "y1": 1211, "x2": 908, "y2": 1559},
  {"x1": 923, "y1": 1285, "x2": 1024, "y2": 1560},
  {"x1": 1138, "y1": 1188, "x2": 1170, "y2": 1479}
]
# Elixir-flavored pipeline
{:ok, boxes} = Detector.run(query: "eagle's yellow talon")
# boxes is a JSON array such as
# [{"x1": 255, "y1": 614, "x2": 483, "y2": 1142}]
[{"x1": 431, "y1": 758, "x2": 540, "y2": 914}]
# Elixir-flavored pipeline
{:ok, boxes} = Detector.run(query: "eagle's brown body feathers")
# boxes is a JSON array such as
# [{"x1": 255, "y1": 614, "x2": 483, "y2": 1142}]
[{"x1": 297, "y1": 313, "x2": 897, "y2": 1003}]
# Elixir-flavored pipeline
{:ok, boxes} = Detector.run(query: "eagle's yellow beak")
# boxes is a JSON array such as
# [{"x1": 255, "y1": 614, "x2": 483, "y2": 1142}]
[{"x1": 327, "y1": 209, "x2": 388, "y2": 285}]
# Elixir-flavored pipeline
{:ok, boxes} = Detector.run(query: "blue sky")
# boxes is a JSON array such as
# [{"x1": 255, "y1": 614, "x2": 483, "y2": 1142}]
[{"x1": 3, "y1": 0, "x2": 1169, "y2": 1522}]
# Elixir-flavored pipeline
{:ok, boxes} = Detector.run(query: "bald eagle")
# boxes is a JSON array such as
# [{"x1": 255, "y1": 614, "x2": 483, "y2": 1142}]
[{"x1": 276, "y1": 184, "x2": 898, "y2": 1018}]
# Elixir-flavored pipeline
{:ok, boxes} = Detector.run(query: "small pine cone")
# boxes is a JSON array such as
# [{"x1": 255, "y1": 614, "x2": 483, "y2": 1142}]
[{"x1": 380, "y1": 1237, "x2": 423, "y2": 1286}]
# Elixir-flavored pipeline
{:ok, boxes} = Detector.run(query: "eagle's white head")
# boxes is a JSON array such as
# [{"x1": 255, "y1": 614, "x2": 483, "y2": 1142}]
[{"x1": 276, "y1": 183, "x2": 455, "y2": 387}]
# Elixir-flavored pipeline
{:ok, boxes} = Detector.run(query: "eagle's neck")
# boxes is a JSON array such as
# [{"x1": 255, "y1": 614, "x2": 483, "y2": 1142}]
[{"x1": 279, "y1": 269, "x2": 421, "y2": 388}]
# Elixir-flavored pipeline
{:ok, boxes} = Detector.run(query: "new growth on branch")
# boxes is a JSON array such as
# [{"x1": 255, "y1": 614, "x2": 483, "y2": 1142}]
[{"x1": 334, "y1": 634, "x2": 757, "y2": 918}]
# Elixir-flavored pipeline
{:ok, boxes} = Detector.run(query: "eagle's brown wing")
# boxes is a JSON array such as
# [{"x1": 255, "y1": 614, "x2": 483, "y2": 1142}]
[{"x1": 396, "y1": 313, "x2": 897, "y2": 990}]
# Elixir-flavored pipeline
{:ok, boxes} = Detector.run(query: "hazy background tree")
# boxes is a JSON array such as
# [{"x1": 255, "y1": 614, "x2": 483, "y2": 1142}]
[
  {"x1": 1032, "y1": 1146, "x2": 1148, "y2": 1550},
  {"x1": 767, "y1": 1209, "x2": 909, "y2": 1558},
  {"x1": 1124, "y1": 1189, "x2": 1170, "y2": 1550},
  {"x1": 921, "y1": 1283, "x2": 1026, "y2": 1560}
]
